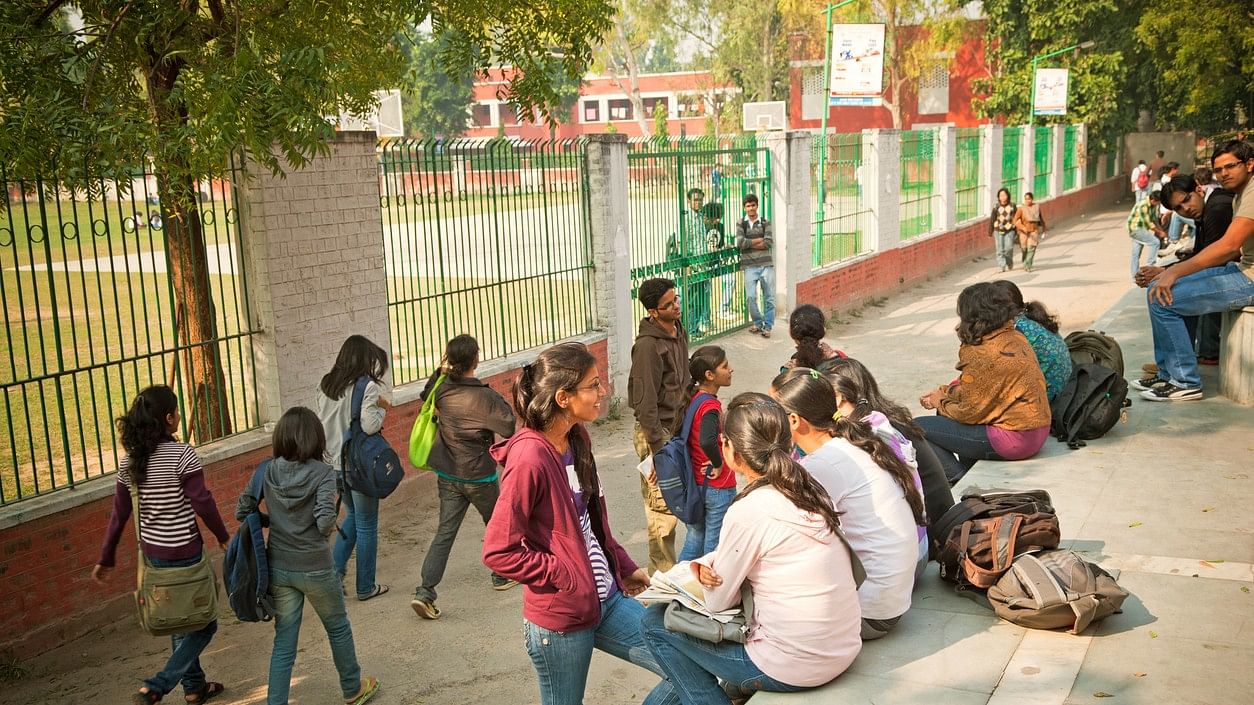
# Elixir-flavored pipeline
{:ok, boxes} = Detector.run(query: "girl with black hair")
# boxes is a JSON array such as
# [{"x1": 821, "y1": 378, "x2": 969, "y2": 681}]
[
  {"x1": 411, "y1": 335, "x2": 517, "y2": 620},
  {"x1": 482, "y1": 343, "x2": 678, "y2": 705},
  {"x1": 915, "y1": 282, "x2": 1050, "y2": 485},
  {"x1": 641, "y1": 393, "x2": 861, "y2": 703},
  {"x1": 772, "y1": 369, "x2": 925, "y2": 640},
  {"x1": 781, "y1": 304, "x2": 846, "y2": 373},
  {"x1": 94, "y1": 385, "x2": 231, "y2": 705},
  {"x1": 991, "y1": 280, "x2": 1072, "y2": 400},
  {"x1": 990, "y1": 187, "x2": 1018, "y2": 272},
  {"x1": 676, "y1": 345, "x2": 736, "y2": 561},
  {"x1": 1012, "y1": 192, "x2": 1047, "y2": 272},
  {"x1": 235, "y1": 407, "x2": 379, "y2": 705},
  {"x1": 315, "y1": 335, "x2": 392, "y2": 601}
]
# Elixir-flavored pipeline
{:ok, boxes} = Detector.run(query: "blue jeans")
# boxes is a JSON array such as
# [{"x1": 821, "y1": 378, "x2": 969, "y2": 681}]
[
  {"x1": 993, "y1": 229, "x2": 1015, "y2": 269},
  {"x1": 143, "y1": 555, "x2": 218, "y2": 696},
  {"x1": 269, "y1": 567, "x2": 362, "y2": 704},
  {"x1": 913, "y1": 415, "x2": 1003, "y2": 486},
  {"x1": 523, "y1": 590, "x2": 679, "y2": 705},
  {"x1": 1129, "y1": 229, "x2": 1161, "y2": 278},
  {"x1": 333, "y1": 490, "x2": 381, "y2": 597},
  {"x1": 744, "y1": 266, "x2": 776, "y2": 331},
  {"x1": 640, "y1": 604, "x2": 805, "y2": 705},
  {"x1": 720, "y1": 274, "x2": 737, "y2": 315},
  {"x1": 1134, "y1": 186, "x2": 1149, "y2": 203},
  {"x1": 1167, "y1": 212, "x2": 1194, "y2": 243},
  {"x1": 1149, "y1": 262, "x2": 1254, "y2": 389},
  {"x1": 678, "y1": 486, "x2": 737, "y2": 562}
]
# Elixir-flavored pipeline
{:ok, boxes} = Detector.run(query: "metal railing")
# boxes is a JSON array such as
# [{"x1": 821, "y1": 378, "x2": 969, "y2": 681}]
[
  {"x1": 380, "y1": 138, "x2": 596, "y2": 386},
  {"x1": 955, "y1": 128, "x2": 982, "y2": 223},
  {"x1": 1033, "y1": 126, "x2": 1053, "y2": 198},
  {"x1": 812, "y1": 132, "x2": 869, "y2": 266},
  {"x1": 1063, "y1": 125, "x2": 1079, "y2": 192},
  {"x1": 1002, "y1": 127, "x2": 1024, "y2": 201},
  {"x1": 900, "y1": 130, "x2": 937, "y2": 240},
  {"x1": 1, "y1": 160, "x2": 261, "y2": 504}
]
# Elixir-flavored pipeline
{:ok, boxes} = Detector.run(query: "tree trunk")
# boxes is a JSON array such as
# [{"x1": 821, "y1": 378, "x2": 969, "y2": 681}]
[
  {"x1": 146, "y1": 57, "x2": 233, "y2": 443},
  {"x1": 615, "y1": 24, "x2": 652, "y2": 137}
]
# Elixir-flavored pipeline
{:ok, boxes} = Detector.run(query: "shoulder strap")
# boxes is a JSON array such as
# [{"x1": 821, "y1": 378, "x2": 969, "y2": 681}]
[
  {"x1": 350, "y1": 377, "x2": 368, "y2": 424},
  {"x1": 677, "y1": 392, "x2": 714, "y2": 441},
  {"x1": 246, "y1": 460, "x2": 270, "y2": 505}
]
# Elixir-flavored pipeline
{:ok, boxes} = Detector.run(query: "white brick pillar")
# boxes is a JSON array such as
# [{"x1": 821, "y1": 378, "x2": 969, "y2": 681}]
[
  {"x1": 1077, "y1": 123, "x2": 1089, "y2": 189},
  {"x1": 1020, "y1": 125, "x2": 1036, "y2": 199},
  {"x1": 764, "y1": 130, "x2": 812, "y2": 318},
  {"x1": 980, "y1": 124, "x2": 1003, "y2": 215},
  {"x1": 1050, "y1": 124, "x2": 1065, "y2": 198},
  {"x1": 239, "y1": 130, "x2": 392, "y2": 422},
  {"x1": 583, "y1": 134, "x2": 635, "y2": 398},
  {"x1": 1096, "y1": 153, "x2": 1108, "y2": 183},
  {"x1": 935, "y1": 125, "x2": 957, "y2": 232},
  {"x1": 863, "y1": 128, "x2": 901, "y2": 253}
]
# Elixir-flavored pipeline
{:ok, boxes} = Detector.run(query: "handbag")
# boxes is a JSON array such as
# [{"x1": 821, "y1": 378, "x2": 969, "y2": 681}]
[
  {"x1": 130, "y1": 486, "x2": 219, "y2": 636},
  {"x1": 408, "y1": 373, "x2": 446, "y2": 470}
]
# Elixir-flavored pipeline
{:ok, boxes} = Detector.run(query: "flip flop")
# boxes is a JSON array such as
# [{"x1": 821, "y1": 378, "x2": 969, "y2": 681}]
[
  {"x1": 357, "y1": 584, "x2": 389, "y2": 601},
  {"x1": 346, "y1": 676, "x2": 380, "y2": 705},
  {"x1": 185, "y1": 683, "x2": 225, "y2": 704}
]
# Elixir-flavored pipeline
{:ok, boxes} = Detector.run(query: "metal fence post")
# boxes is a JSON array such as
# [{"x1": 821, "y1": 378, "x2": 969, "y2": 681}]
[
  {"x1": 583, "y1": 134, "x2": 635, "y2": 399},
  {"x1": 980, "y1": 123, "x2": 1003, "y2": 216},
  {"x1": 935, "y1": 125, "x2": 957, "y2": 232},
  {"x1": 1050, "y1": 124, "x2": 1066, "y2": 197},
  {"x1": 863, "y1": 129, "x2": 902, "y2": 253},
  {"x1": 764, "y1": 130, "x2": 812, "y2": 319}
]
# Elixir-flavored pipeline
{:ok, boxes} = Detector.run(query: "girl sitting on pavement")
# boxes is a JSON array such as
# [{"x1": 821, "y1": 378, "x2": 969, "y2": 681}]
[
  {"x1": 991, "y1": 280, "x2": 1073, "y2": 401},
  {"x1": 772, "y1": 369, "x2": 926, "y2": 640},
  {"x1": 914, "y1": 282, "x2": 1051, "y2": 486},
  {"x1": 641, "y1": 393, "x2": 862, "y2": 704},
  {"x1": 781, "y1": 304, "x2": 846, "y2": 373},
  {"x1": 677, "y1": 345, "x2": 737, "y2": 561}
]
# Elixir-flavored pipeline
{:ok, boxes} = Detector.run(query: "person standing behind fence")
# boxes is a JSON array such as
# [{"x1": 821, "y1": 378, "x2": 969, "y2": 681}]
[
  {"x1": 990, "y1": 188, "x2": 1018, "y2": 273},
  {"x1": 236, "y1": 407, "x2": 380, "y2": 705},
  {"x1": 411, "y1": 335, "x2": 518, "y2": 621},
  {"x1": 1012, "y1": 192, "x2": 1046, "y2": 272},
  {"x1": 93, "y1": 385, "x2": 231, "y2": 705},
  {"x1": 677, "y1": 345, "x2": 736, "y2": 561},
  {"x1": 629, "y1": 278, "x2": 690, "y2": 574},
  {"x1": 668, "y1": 187, "x2": 713, "y2": 337},
  {"x1": 737, "y1": 192, "x2": 776, "y2": 337},
  {"x1": 317, "y1": 335, "x2": 392, "y2": 601}
]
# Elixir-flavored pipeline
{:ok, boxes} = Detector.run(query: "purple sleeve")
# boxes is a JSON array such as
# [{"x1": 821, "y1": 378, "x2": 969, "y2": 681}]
[
  {"x1": 97, "y1": 480, "x2": 132, "y2": 567},
  {"x1": 182, "y1": 471, "x2": 231, "y2": 545}
]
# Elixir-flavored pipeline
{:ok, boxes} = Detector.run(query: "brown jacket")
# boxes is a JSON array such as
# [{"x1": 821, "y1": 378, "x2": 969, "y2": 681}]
[
  {"x1": 936, "y1": 324, "x2": 1050, "y2": 430},
  {"x1": 628, "y1": 317, "x2": 690, "y2": 454},
  {"x1": 421, "y1": 373, "x2": 516, "y2": 481}
]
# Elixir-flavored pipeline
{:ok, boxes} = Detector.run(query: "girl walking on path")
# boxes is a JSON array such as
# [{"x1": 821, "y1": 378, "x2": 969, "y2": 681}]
[
  {"x1": 990, "y1": 188, "x2": 1018, "y2": 272},
  {"x1": 677, "y1": 345, "x2": 736, "y2": 561},
  {"x1": 914, "y1": 283, "x2": 1051, "y2": 485},
  {"x1": 641, "y1": 393, "x2": 862, "y2": 704},
  {"x1": 991, "y1": 280, "x2": 1073, "y2": 400},
  {"x1": 781, "y1": 304, "x2": 846, "y2": 373},
  {"x1": 316, "y1": 335, "x2": 392, "y2": 601},
  {"x1": 93, "y1": 385, "x2": 231, "y2": 705},
  {"x1": 236, "y1": 408, "x2": 379, "y2": 705},
  {"x1": 411, "y1": 334, "x2": 518, "y2": 620},
  {"x1": 483, "y1": 343, "x2": 678, "y2": 705},
  {"x1": 1012, "y1": 192, "x2": 1047, "y2": 272}
]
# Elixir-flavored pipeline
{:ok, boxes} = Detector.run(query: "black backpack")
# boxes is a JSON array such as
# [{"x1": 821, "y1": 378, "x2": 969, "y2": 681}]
[
  {"x1": 1050, "y1": 364, "x2": 1131, "y2": 449},
  {"x1": 224, "y1": 461, "x2": 276, "y2": 622},
  {"x1": 1063, "y1": 330, "x2": 1124, "y2": 377}
]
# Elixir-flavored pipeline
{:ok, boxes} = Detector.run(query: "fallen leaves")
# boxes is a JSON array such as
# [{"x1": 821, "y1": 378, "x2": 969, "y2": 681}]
[
  {"x1": 1201, "y1": 507, "x2": 1215, "y2": 512},
  {"x1": 1199, "y1": 560, "x2": 1225, "y2": 568},
  {"x1": 1094, "y1": 692, "x2": 1114, "y2": 698},
  {"x1": 1241, "y1": 586, "x2": 1250, "y2": 594},
  {"x1": 1128, "y1": 521, "x2": 1143, "y2": 528},
  {"x1": 1149, "y1": 630, "x2": 1158, "y2": 638},
  {"x1": 1134, "y1": 672, "x2": 1147, "y2": 678}
]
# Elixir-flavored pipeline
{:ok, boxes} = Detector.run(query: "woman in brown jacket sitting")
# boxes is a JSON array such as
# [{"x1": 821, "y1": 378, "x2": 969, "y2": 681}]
[{"x1": 914, "y1": 282, "x2": 1050, "y2": 485}]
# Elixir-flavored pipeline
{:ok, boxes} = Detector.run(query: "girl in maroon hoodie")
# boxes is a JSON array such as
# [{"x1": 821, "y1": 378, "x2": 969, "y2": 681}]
[{"x1": 483, "y1": 343, "x2": 679, "y2": 705}]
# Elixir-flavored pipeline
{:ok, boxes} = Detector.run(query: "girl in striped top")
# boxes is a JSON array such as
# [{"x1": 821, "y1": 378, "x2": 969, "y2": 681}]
[{"x1": 94, "y1": 385, "x2": 231, "y2": 705}]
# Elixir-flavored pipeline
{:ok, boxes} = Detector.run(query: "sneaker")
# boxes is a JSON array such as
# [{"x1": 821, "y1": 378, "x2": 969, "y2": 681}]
[
  {"x1": 410, "y1": 597, "x2": 441, "y2": 620},
  {"x1": 1129, "y1": 375, "x2": 1168, "y2": 392},
  {"x1": 1198, "y1": 357, "x2": 1219, "y2": 366},
  {"x1": 1140, "y1": 383, "x2": 1202, "y2": 402},
  {"x1": 491, "y1": 576, "x2": 519, "y2": 591}
]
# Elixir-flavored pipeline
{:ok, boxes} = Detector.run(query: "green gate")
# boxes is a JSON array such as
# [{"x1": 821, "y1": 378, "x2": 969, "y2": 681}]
[
  {"x1": 1033, "y1": 126, "x2": 1053, "y2": 197},
  {"x1": 1063, "y1": 125, "x2": 1079, "y2": 191},
  {"x1": 1002, "y1": 127, "x2": 1024, "y2": 202},
  {"x1": 627, "y1": 138, "x2": 771, "y2": 343}
]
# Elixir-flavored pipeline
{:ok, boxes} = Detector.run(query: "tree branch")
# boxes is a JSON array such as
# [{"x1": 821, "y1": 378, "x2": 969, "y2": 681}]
[
  {"x1": 28, "y1": 0, "x2": 68, "y2": 26},
  {"x1": 81, "y1": 3, "x2": 134, "y2": 109}
]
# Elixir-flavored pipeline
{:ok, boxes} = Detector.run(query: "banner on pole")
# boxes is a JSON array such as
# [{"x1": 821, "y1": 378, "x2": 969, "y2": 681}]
[
  {"x1": 1033, "y1": 68, "x2": 1069, "y2": 116},
  {"x1": 828, "y1": 24, "x2": 886, "y2": 107}
]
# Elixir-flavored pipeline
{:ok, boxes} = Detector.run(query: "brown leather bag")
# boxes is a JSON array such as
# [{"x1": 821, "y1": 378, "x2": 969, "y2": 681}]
[{"x1": 944, "y1": 511, "x2": 1061, "y2": 589}]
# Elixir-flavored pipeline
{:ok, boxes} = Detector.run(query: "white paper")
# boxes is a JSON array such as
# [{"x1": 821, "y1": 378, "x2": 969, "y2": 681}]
[{"x1": 636, "y1": 455, "x2": 654, "y2": 478}]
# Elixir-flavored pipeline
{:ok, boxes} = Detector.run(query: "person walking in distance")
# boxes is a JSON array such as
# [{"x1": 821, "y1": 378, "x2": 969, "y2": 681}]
[
  {"x1": 990, "y1": 188, "x2": 1018, "y2": 272},
  {"x1": 1012, "y1": 192, "x2": 1046, "y2": 272},
  {"x1": 736, "y1": 193, "x2": 776, "y2": 337},
  {"x1": 629, "y1": 278, "x2": 690, "y2": 574}
]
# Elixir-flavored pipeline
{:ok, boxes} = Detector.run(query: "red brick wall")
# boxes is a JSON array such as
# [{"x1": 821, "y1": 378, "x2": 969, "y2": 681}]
[
  {"x1": 797, "y1": 177, "x2": 1128, "y2": 313},
  {"x1": 0, "y1": 338, "x2": 609, "y2": 657}
]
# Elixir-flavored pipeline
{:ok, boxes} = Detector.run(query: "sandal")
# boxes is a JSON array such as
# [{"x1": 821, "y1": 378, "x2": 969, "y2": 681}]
[
  {"x1": 133, "y1": 690, "x2": 161, "y2": 704},
  {"x1": 357, "y1": 584, "x2": 389, "y2": 601},
  {"x1": 185, "y1": 683, "x2": 225, "y2": 704},
  {"x1": 747, "y1": 325, "x2": 761, "y2": 334},
  {"x1": 760, "y1": 330, "x2": 771, "y2": 338},
  {"x1": 346, "y1": 676, "x2": 380, "y2": 705}
]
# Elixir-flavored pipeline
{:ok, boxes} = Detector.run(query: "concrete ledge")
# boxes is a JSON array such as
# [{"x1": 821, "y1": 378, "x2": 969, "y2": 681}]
[{"x1": 1218, "y1": 305, "x2": 1254, "y2": 406}]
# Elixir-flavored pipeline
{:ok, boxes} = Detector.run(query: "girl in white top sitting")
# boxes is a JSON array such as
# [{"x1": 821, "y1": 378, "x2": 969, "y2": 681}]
[
  {"x1": 640, "y1": 392, "x2": 862, "y2": 705},
  {"x1": 771, "y1": 368, "x2": 926, "y2": 641}
]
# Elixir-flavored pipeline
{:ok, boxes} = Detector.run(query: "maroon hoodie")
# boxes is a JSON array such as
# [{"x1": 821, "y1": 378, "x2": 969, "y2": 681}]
[{"x1": 483, "y1": 426, "x2": 639, "y2": 632}]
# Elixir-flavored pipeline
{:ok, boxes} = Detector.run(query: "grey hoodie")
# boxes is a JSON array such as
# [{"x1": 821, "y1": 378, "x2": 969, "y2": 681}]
[{"x1": 236, "y1": 457, "x2": 338, "y2": 572}]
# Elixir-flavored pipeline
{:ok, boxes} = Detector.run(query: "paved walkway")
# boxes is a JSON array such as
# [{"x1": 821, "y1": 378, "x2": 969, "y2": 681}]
[{"x1": 10, "y1": 204, "x2": 1252, "y2": 705}]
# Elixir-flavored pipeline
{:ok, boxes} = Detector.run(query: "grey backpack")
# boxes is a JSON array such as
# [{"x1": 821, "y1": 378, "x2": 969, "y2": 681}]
[{"x1": 987, "y1": 550, "x2": 1128, "y2": 634}]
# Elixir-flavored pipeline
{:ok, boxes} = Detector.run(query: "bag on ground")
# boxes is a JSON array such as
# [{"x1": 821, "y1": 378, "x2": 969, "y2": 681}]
[
  {"x1": 1063, "y1": 330, "x2": 1125, "y2": 377},
  {"x1": 224, "y1": 461, "x2": 276, "y2": 623},
  {"x1": 652, "y1": 392, "x2": 714, "y2": 525},
  {"x1": 343, "y1": 376, "x2": 404, "y2": 499},
  {"x1": 1050, "y1": 364, "x2": 1131, "y2": 449},
  {"x1": 935, "y1": 490, "x2": 1061, "y2": 588},
  {"x1": 408, "y1": 373, "x2": 446, "y2": 470},
  {"x1": 988, "y1": 550, "x2": 1128, "y2": 633}
]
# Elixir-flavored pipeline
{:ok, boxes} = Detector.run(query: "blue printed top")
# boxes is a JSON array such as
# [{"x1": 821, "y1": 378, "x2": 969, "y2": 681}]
[{"x1": 1014, "y1": 315, "x2": 1072, "y2": 400}]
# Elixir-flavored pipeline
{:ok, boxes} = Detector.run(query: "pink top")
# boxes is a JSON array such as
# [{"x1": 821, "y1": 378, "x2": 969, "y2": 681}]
[{"x1": 695, "y1": 486, "x2": 861, "y2": 687}]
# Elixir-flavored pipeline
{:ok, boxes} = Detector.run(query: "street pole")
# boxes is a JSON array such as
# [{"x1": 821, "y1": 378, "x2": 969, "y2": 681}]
[
  {"x1": 1027, "y1": 41, "x2": 1095, "y2": 127},
  {"x1": 814, "y1": 0, "x2": 858, "y2": 264}
]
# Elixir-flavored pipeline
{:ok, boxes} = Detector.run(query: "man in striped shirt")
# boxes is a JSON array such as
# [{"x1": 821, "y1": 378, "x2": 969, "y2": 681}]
[{"x1": 1127, "y1": 191, "x2": 1168, "y2": 278}]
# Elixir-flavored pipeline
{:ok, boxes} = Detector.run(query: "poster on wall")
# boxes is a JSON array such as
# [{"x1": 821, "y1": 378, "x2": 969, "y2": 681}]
[
  {"x1": 828, "y1": 24, "x2": 886, "y2": 107},
  {"x1": 1033, "y1": 68, "x2": 1070, "y2": 116}
]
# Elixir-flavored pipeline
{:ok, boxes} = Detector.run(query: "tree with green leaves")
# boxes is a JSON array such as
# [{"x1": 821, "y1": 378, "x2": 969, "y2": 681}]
[
  {"x1": 595, "y1": 0, "x2": 668, "y2": 135},
  {"x1": 400, "y1": 31, "x2": 474, "y2": 139},
  {"x1": 0, "y1": 0, "x2": 612, "y2": 442}
]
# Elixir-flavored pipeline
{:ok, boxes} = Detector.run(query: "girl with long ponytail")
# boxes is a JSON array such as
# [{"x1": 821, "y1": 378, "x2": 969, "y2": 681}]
[
  {"x1": 771, "y1": 368, "x2": 925, "y2": 641},
  {"x1": 641, "y1": 393, "x2": 862, "y2": 704}
]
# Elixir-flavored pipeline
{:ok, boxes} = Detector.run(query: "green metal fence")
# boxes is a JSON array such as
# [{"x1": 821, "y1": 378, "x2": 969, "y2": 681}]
[
  {"x1": 955, "y1": 128, "x2": 982, "y2": 223},
  {"x1": 1063, "y1": 125, "x2": 1079, "y2": 192},
  {"x1": 1002, "y1": 127, "x2": 1024, "y2": 201},
  {"x1": 627, "y1": 137, "x2": 770, "y2": 343},
  {"x1": 1033, "y1": 126, "x2": 1053, "y2": 198},
  {"x1": 900, "y1": 130, "x2": 937, "y2": 240},
  {"x1": 1085, "y1": 148, "x2": 1099, "y2": 185},
  {"x1": 812, "y1": 132, "x2": 869, "y2": 266},
  {"x1": 1105, "y1": 149, "x2": 1118, "y2": 179},
  {"x1": 380, "y1": 139, "x2": 595, "y2": 386},
  {"x1": 1, "y1": 161, "x2": 261, "y2": 504}
]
